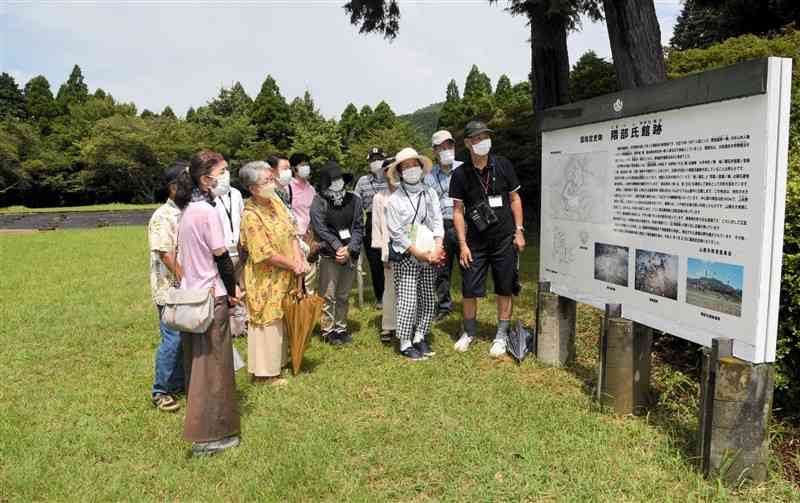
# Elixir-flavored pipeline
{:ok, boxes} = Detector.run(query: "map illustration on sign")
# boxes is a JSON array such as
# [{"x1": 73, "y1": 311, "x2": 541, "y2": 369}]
[
  {"x1": 547, "y1": 152, "x2": 609, "y2": 224},
  {"x1": 686, "y1": 258, "x2": 744, "y2": 317}
]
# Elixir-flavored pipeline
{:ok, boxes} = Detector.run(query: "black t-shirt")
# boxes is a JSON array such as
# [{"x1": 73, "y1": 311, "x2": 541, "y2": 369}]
[{"x1": 448, "y1": 155, "x2": 520, "y2": 242}]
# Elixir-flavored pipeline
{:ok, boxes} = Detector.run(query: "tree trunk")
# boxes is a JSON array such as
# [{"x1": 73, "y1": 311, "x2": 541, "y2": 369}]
[
  {"x1": 530, "y1": 5, "x2": 570, "y2": 112},
  {"x1": 603, "y1": 0, "x2": 667, "y2": 89},
  {"x1": 527, "y1": 5, "x2": 570, "y2": 242}
]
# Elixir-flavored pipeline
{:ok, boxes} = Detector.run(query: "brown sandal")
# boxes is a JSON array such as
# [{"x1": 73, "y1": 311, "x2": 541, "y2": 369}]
[{"x1": 152, "y1": 393, "x2": 180, "y2": 412}]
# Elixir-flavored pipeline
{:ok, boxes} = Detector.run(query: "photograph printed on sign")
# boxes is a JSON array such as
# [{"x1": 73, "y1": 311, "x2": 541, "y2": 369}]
[
  {"x1": 635, "y1": 250, "x2": 678, "y2": 300},
  {"x1": 686, "y1": 258, "x2": 743, "y2": 317},
  {"x1": 594, "y1": 243, "x2": 629, "y2": 287}
]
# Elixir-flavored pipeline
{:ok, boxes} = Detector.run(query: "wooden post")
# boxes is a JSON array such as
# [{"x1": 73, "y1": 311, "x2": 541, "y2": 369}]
[
  {"x1": 535, "y1": 282, "x2": 576, "y2": 367},
  {"x1": 598, "y1": 304, "x2": 651, "y2": 415},
  {"x1": 699, "y1": 338, "x2": 774, "y2": 485}
]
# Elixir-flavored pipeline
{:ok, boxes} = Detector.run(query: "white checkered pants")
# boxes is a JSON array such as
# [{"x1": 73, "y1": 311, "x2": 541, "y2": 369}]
[{"x1": 393, "y1": 255, "x2": 437, "y2": 347}]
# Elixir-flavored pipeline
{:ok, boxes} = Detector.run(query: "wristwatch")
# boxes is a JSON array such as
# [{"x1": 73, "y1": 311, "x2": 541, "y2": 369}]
[{"x1": 516, "y1": 225, "x2": 525, "y2": 232}]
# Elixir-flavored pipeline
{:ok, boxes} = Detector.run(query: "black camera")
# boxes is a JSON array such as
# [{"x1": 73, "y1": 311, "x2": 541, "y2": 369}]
[{"x1": 468, "y1": 200, "x2": 499, "y2": 232}]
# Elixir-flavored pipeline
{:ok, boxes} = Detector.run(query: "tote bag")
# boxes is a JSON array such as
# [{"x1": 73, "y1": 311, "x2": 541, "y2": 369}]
[{"x1": 161, "y1": 286, "x2": 215, "y2": 334}]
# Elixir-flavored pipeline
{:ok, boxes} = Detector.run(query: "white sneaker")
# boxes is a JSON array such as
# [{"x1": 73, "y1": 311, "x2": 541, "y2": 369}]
[
  {"x1": 489, "y1": 338, "x2": 507, "y2": 358},
  {"x1": 453, "y1": 333, "x2": 473, "y2": 352}
]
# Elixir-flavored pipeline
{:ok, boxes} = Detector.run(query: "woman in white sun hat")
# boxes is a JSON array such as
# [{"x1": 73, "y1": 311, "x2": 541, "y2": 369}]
[{"x1": 386, "y1": 147, "x2": 446, "y2": 361}]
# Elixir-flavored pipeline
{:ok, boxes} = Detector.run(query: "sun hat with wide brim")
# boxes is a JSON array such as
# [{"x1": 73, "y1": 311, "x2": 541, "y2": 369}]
[{"x1": 386, "y1": 147, "x2": 433, "y2": 184}]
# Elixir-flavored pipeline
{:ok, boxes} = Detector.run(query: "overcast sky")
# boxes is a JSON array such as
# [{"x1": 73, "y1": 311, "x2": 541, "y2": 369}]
[{"x1": 1, "y1": 1, "x2": 682, "y2": 118}]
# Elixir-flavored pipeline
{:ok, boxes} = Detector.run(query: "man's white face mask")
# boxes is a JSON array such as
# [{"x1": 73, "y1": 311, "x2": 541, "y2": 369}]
[
  {"x1": 438, "y1": 149, "x2": 455, "y2": 166},
  {"x1": 471, "y1": 138, "x2": 491, "y2": 156}
]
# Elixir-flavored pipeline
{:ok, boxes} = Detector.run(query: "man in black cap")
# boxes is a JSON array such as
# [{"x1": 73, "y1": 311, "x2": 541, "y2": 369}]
[
  {"x1": 353, "y1": 147, "x2": 388, "y2": 308},
  {"x1": 448, "y1": 120, "x2": 525, "y2": 358}
]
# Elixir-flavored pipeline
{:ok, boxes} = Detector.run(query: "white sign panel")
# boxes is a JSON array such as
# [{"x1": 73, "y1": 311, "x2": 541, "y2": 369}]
[{"x1": 539, "y1": 58, "x2": 791, "y2": 364}]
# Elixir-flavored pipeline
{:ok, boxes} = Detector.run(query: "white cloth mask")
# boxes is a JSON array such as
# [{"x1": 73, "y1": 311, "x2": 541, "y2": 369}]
[
  {"x1": 402, "y1": 166, "x2": 423, "y2": 185},
  {"x1": 278, "y1": 169, "x2": 292, "y2": 186},
  {"x1": 297, "y1": 164, "x2": 311, "y2": 179},
  {"x1": 370, "y1": 160, "x2": 384, "y2": 174},
  {"x1": 471, "y1": 138, "x2": 492, "y2": 157},
  {"x1": 329, "y1": 178, "x2": 345, "y2": 192},
  {"x1": 438, "y1": 149, "x2": 455, "y2": 166},
  {"x1": 210, "y1": 170, "x2": 231, "y2": 197}
]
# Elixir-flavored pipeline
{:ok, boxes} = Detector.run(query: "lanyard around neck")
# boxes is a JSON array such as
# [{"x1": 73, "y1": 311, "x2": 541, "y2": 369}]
[
  {"x1": 402, "y1": 185, "x2": 426, "y2": 225},
  {"x1": 221, "y1": 193, "x2": 234, "y2": 234}
]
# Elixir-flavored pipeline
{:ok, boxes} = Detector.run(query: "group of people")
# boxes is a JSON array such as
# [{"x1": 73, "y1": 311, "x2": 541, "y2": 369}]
[{"x1": 146, "y1": 119, "x2": 526, "y2": 455}]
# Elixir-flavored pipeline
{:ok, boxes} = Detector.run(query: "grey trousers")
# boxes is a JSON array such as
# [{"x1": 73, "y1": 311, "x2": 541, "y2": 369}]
[{"x1": 318, "y1": 256, "x2": 356, "y2": 334}]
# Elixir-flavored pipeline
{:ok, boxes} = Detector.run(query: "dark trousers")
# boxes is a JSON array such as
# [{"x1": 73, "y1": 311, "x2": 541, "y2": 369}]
[
  {"x1": 363, "y1": 212, "x2": 385, "y2": 303},
  {"x1": 436, "y1": 220, "x2": 459, "y2": 313}
]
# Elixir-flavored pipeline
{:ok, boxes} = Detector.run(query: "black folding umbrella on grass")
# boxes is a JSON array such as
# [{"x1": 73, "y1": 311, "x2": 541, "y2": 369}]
[{"x1": 507, "y1": 321, "x2": 535, "y2": 363}]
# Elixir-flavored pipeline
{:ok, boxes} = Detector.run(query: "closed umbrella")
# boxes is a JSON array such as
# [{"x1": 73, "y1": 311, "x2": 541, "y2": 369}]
[
  {"x1": 507, "y1": 321, "x2": 535, "y2": 363},
  {"x1": 282, "y1": 277, "x2": 323, "y2": 375}
]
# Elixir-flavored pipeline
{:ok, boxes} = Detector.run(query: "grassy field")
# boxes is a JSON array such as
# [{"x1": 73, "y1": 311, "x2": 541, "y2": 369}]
[
  {"x1": 0, "y1": 227, "x2": 795, "y2": 501},
  {"x1": 0, "y1": 203, "x2": 159, "y2": 214}
]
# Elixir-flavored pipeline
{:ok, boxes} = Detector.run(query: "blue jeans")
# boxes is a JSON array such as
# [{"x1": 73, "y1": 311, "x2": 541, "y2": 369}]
[{"x1": 152, "y1": 306, "x2": 185, "y2": 397}]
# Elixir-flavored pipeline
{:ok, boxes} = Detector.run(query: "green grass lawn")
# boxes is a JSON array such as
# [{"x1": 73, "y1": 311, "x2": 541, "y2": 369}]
[
  {"x1": 0, "y1": 227, "x2": 795, "y2": 501},
  {"x1": 0, "y1": 203, "x2": 159, "y2": 214}
]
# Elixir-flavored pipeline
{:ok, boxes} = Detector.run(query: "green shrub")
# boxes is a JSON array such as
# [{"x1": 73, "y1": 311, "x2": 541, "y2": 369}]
[{"x1": 668, "y1": 29, "x2": 800, "y2": 418}]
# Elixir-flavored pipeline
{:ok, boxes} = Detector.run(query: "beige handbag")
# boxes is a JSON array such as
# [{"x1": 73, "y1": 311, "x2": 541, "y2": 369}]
[{"x1": 161, "y1": 286, "x2": 215, "y2": 334}]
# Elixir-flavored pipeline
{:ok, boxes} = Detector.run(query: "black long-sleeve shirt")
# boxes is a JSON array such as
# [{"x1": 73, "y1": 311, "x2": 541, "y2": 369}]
[{"x1": 309, "y1": 193, "x2": 365, "y2": 259}]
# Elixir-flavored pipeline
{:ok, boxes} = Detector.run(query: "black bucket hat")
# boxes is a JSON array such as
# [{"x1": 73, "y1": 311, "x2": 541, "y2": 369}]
[{"x1": 318, "y1": 160, "x2": 354, "y2": 190}]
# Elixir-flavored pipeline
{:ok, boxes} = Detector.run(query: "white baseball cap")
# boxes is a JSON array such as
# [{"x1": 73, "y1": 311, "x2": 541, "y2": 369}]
[{"x1": 431, "y1": 130, "x2": 454, "y2": 147}]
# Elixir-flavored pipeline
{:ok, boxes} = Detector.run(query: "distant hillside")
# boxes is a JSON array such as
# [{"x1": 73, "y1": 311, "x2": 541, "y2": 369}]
[
  {"x1": 687, "y1": 277, "x2": 742, "y2": 298},
  {"x1": 399, "y1": 102, "x2": 443, "y2": 140}
]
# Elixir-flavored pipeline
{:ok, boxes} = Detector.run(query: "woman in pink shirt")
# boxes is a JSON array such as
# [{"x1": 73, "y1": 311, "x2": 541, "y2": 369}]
[{"x1": 174, "y1": 150, "x2": 240, "y2": 457}]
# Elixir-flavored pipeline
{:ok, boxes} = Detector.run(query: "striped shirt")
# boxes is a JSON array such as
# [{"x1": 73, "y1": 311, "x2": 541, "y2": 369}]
[{"x1": 354, "y1": 173, "x2": 388, "y2": 214}]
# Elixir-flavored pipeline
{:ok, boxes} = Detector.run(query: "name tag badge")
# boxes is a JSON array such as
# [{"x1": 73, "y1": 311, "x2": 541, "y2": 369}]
[
  {"x1": 338, "y1": 229, "x2": 351, "y2": 240},
  {"x1": 443, "y1": 197, "x2": 454, "y2": 208},
  {"x1": 488, "y1": 195, "x2": 503, "y2": 208}
]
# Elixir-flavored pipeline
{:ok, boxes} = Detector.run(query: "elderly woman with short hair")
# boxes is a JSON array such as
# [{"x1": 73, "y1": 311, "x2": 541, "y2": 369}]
[{"x1": 239, "y1": 161, "x2": 305, "y2": 386}]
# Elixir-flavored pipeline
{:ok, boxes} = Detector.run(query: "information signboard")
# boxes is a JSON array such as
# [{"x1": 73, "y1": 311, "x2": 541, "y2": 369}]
[{"x1": 539, "y1": 58, "x2": 791, "y2": 364}]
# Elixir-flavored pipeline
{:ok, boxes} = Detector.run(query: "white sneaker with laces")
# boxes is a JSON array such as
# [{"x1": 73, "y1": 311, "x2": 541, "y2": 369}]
[
  {"x1": 453, "y1": 333, "x2": 473, "y2": 352},
  {"x1": 489, "y1": 338, "x2": 507, "y2": 358}
]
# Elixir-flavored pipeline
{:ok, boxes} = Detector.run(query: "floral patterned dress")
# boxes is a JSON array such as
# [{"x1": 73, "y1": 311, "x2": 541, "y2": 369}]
[{"x1": 240, "y1": 197, "x2": 296, "y2": 326}]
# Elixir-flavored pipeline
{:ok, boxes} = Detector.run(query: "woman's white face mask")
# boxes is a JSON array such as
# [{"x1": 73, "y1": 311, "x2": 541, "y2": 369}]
[
  {"x1": 329, "y1": 178, "x2": 345, "y2": 192},
  {"x1": 278, "y1": 168, "x2": 292, "y2": 186},
  {"x1": 401, "y1": 166, "x2": 423, "y2": 185},
  {"x1": 297, "y1": 164, "x2": 311, "y2": 179},
  {"x1": 210, "y1": 170, "x2": 231, "y2": 197}
]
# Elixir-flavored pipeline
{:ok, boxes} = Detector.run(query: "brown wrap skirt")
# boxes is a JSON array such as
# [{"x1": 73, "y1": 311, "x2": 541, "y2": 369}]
[{"x1": 182, "y1": 297, "x2": 240, "y2": 443}]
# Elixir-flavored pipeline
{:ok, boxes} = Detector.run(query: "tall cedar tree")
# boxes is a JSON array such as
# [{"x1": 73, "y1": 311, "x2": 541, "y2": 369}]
[
  {"x1": 161, "y1": 106, "x2": 177, "y2": 119},
  {"x1": 251, "y1": 75, "x2": 293, "y2": 150},
  {"x1": 56, "y1": 65, "x2": 90, "y2": 110},
  {"x1": 338, "y1": 103, "x2": 360, "y2": 149},
  {"x1": 495, "y1": 74, "x2": 514, "y2": 105},
  {"x1": 671, "y1": 0, "x2": 800, "y2": 50},
  {"x1": 372, "y1": 101, "x2": 397, "y2": 130},
  {"x1": 568, "y1": 51, "x2": 619, "y2": 102},
  {"x1": 463, "y1": 65, "x2": 493, "y2": 101},
  {"x1": 24, "y1": 76, "x2": 58, "y2": 125},
  {"x1": 0, "y1": 73, "x2": 26, "y2": 119}
]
